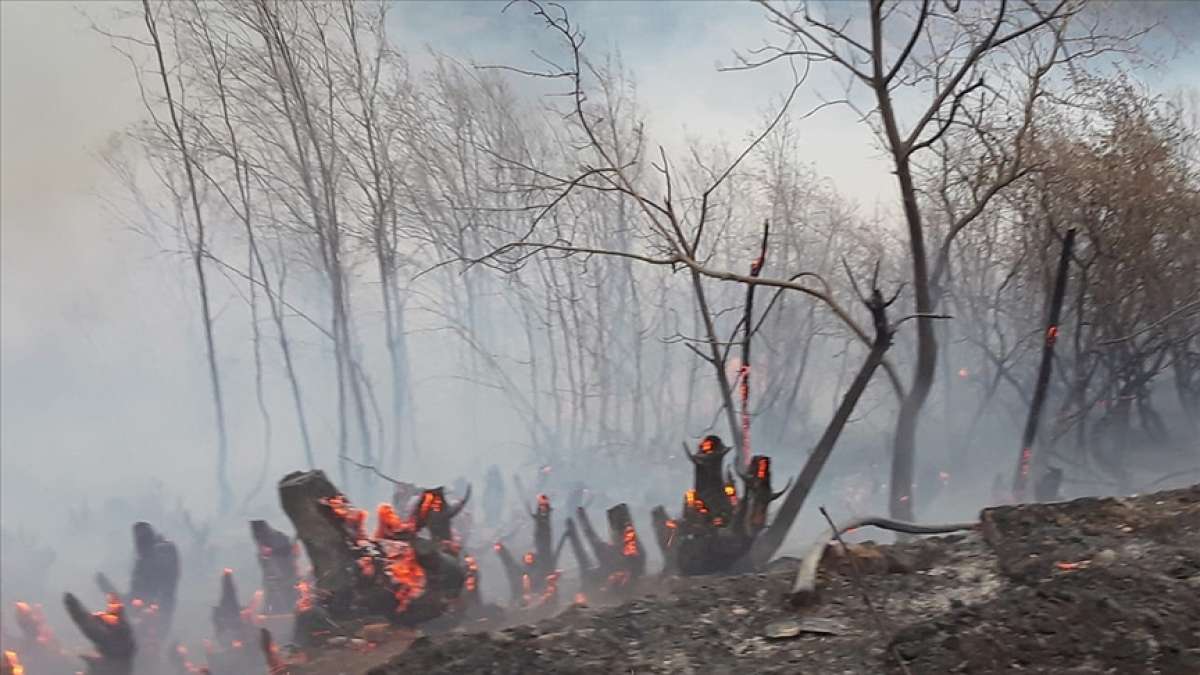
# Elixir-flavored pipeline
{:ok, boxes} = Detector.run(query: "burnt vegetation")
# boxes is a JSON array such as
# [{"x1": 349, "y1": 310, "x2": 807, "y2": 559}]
[{"x1": 2, "y1": 0, "x2": 1199, "y2": 673}]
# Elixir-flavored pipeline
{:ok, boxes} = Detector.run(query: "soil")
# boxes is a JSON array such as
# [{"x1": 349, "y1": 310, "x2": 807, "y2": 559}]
[{"x1": 294, "y1": 485, "x2": 1200, "y2": 674}]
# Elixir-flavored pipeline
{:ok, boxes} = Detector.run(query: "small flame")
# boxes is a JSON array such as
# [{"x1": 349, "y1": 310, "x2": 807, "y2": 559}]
[
  {"x1": 958, "y1": 368, "x2": 969, "y2": 379},
  {"x1": 537, "y1": 494, "x2": 551, "y2": 515},
  {"x1": 700, "y1": 438, "x2": 714, "y2": 454},
  {"x1": 621, "y1": 524, "x2": 639, "y2": 558},
  {"x1": 756, "y1": 457, "x2": 769, "y2": 480},
  {"x1": 574, "y1": 592, "x2": 587, "y2": 605},
  {"x1": 3, "y1": 650, "x2": 24, "y2": 675}
]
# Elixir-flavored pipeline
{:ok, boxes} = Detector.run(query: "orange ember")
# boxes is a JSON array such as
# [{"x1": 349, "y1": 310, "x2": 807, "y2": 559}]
[
  {"x1": 295, "y1": 581, "x2": 313, "y2": 613},
  {"x1": 537, "y1": 494, "x2": 551, "y2": 515},
  {"x1": 384, "y1": 544, "x2": 427, "y2": 613},
  {"x1": 321, "y1": 495, "x2": 368, "y2": 538},
  {"x1": 621, "y1": 524, "x2": 639, "y2": 557},
  {"x1": 3, "y1": 650, "x2": 24, "y2": 675},
  {"x1": 375, "y1": 503, "x2": 412, "y2": 539},
  {"x1": 724, "y1": 483, "x2": 737, "y2": 506},
  {"x1": 756, "y1": 457, "x2": 769, "y2": 480},
  {"x1": 418, "y1": 491, "x2": 444, "y2": 522},
  {"x1": 14, "y1": 602, "x2": 54, "y2": 646},
  {"x1": 685, "y1": 489, "x2": 709, "y2": 515},
  {"x1": 574, "y1": 593, "x2": 588, "y2": 605},
  {"x1": 464, "y1": 555, "x2": 479, "y2": 593},
  {"x1": 700, "y1": 438, "x2": 714, "y2": 454},
  {"x1": 94, "y1": 595, "x2": 123, "y2": 627}
]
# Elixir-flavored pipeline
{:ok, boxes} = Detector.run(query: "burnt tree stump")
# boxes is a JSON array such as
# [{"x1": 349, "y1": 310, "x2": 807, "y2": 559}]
[{"x1": 251, "y1": 519, "x2": 299, "y2": 614}]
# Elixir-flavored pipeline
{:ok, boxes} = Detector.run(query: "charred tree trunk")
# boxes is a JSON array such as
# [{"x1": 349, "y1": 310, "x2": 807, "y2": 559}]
[
  {"x1": 751, "y1": 282, "x2": 900, "y2": 567},
  {"x1": 1013, "y1": 228, "x2": 1076, "y2": 500}
]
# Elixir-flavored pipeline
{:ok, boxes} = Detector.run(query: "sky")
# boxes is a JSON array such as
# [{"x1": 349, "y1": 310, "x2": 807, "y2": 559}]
[{"x1": 2, "y1": 0, "x2": 1198, "y2": 521}]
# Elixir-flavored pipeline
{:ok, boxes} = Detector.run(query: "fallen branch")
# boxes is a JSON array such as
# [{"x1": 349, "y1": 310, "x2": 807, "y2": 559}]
[
  {"x1": 788, "y1": 516, "x2": 976, "y2": 604},
  {"x1": 818, "y1": 507, "x2": 912, "y2": 675}
]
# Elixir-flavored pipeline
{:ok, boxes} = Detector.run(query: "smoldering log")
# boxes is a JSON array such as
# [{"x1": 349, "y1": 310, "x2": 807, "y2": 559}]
[
  {"x1": 279, "y1": 470, "x2": 467, "y2": 629},
  {"x1": 279, "y1": 470, "x2": 359, "y2": 610}
]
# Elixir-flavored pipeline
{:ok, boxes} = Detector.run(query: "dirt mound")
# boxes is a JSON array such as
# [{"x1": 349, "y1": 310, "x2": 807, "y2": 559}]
[{"x1": 362, "y1": 485, "x2": 1200, "y2": 674}]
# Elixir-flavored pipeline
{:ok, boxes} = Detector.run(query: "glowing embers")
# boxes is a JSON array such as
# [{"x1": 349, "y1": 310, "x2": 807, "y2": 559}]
[
  {"x1": 13, "y1": 602, "x2": 55, "y2": 648},
  {"x1": 463, "y1": 555, "x2": 479, "y2": 594},
  {"x1": 684, "y1": 489, "x2": 709, "y2": 516},
  {"x1": 294, "y1": 580, "x2": 314, "y2": 614},
  {"x1": 2, "y1": 650, "x2": 24, "y2": 675},
  {"x1": 375, "y1": 503, "x2": 414, "y2": 539},
  {"x1": 320, "y1": 494, "x2": 368, "y2": 540},
  {"x1": 383, "y1": 543, "x2": 427, "y2": 613},
  {"x1": 96, "y1": 594, "x2": 124, "y2": 627},
  {"x1": 621, "y1": 524, "x2": 639, "y2": 558}
]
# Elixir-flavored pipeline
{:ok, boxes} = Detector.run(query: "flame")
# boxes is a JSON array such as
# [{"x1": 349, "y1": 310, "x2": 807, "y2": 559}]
[
  {"x1": 621, "y1": 524, "x2": 639, "y2": 557},
  {"x1": 700, "y1": 438, "x2": 714, "y2": 454},
  {"x1": 537, "y1": 494, "x2": 551, "y2": 515},
  {"x1": 724, "y1": 483, "x2": 737, "y2": 507},
  {"x1": 756, "y1": 457, "x2": 769, "y2": 480},
  {"x1": 574, "y1": 593, "x2": 587, "y2": 605},
  {"x1": 1046, "y1": 325, "x2": 1059, "y2": 345},
  {"x1": 958, "y1": 368, "x2": 969, "y2": 379},
  {"x1": 3, "y1": 650, "x2": 23, "y2": 675},
  {"x1": 523, "y1": 552, "x2": 536, "y2": 566},
  {"x1": 384, "y1": 543, "x2": 427, "y2": 613}
]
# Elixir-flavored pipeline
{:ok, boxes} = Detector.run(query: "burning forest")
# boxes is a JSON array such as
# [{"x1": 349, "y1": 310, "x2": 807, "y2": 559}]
[{"x1": 3, "y1": 0, "x2": 1200, "y2": 673}]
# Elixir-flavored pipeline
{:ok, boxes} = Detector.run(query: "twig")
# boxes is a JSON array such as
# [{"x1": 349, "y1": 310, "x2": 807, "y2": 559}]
[
  {"x1": 338, "y1": 454, "x2": 407, "y2": 487},
  {"x1": 818, "y1": 506, "x2": 913, "y2": 675}
]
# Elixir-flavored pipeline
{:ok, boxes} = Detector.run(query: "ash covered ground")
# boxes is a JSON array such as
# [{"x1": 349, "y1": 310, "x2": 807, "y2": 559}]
[{"x1": 341, "y1": 485, "x2": 1200, "y2": 675}]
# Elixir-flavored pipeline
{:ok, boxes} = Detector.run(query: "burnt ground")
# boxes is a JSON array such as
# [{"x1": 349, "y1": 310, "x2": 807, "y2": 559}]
[{"x1": 302, "y1": 485, "x2": 1199, "y2": 674}]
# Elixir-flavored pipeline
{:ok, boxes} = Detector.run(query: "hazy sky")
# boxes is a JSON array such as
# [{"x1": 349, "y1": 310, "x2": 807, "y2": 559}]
[{"x1": 2, "y1": 0, "x2": 1197, "y2": 519}]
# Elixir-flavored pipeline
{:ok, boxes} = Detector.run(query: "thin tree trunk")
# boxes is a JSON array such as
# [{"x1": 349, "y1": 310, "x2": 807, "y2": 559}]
[
  {"x1": 143, "y1": 0, "x2": 231, "y2": 511},
  {"x1": 1012, "y1": 228, "x2": 1076, "y2": 499}
]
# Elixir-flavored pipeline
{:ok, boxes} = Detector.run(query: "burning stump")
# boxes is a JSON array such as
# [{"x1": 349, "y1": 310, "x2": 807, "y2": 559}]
[
  {"x1": 278, "y1": 471, "x2": 469, "y2": 637},
  {"x1": 92, "y1": 522, "x2": 180, "y2": 653},
  {"x1": 495, "y1": 495, "x2": 563, "y2": 610},
  {"x1": 62, "y1": 593, "x2": 135, "y2": 675},
  {"x1": 658, "y1": 440, "x2": 788, "y2": 576}
]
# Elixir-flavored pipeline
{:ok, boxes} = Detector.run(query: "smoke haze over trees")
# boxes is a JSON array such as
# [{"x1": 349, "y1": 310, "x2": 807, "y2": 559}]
[{"x1": 2, "y1": 0, "x2": 1198, "y2": 647}]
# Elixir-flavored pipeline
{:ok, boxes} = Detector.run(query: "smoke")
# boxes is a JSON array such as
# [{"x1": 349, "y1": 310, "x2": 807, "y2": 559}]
[{"x1": 2, "y1": 0, "x2": 1198, "y2": 663}]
